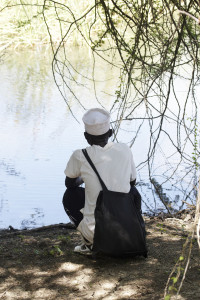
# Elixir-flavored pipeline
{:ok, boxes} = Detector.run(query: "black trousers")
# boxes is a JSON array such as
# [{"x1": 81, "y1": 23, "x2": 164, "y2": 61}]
[
  {"x1": 62, "y1": 186, "x2": 142, "y2": 228},
  {"x1": 63, "y1": 187, "x2": 85, "y2": 227}
]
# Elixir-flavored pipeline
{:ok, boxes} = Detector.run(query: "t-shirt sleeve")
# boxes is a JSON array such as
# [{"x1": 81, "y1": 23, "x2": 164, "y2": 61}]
[
  {"x1": 130, "y1": 151, "x2": 137, "y2": 181},
  {"x1": 64, "y1": 150, "x2": 81, "y2": 178}
]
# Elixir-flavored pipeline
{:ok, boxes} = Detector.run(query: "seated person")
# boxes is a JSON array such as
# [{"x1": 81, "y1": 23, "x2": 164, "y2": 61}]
[{"x1": 63, "y1": 108, "x2": 144, "y2": 254}]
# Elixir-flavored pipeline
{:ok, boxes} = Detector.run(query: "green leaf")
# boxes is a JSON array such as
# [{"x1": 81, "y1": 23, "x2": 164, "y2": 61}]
[
  {"x1": 179, "y1": 256, "x2": 184, "y2": 261},
  {"x1": 49, "y1": 249, "x2": 55, "y2": 256},
  {"x1": 171, "y1": 277, "x2": 178, "y2": 284},
  {"x1": 164, "y1": 295, "x2": 171, "y2": 300},
  {"x1": 18, "y1": 234, "x2": 25, "y2": 240},
  {"x1": 169, "y1": 286, "x2": 177, "y2": 291}
]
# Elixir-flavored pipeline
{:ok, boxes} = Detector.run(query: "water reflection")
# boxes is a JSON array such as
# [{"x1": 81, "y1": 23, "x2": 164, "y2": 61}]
[
  {"x1": 21, "y1": 208, "x2": 44, "y2": 229},
  {"x1": 0, "y1": 47, "x2": 197, "y2": 229},
  {"x1": 0, "y1": 159, "x2": 22, "y2": 177},
  {"x1": 0, "y1": 47, "x2": 117, "y2": 229}
]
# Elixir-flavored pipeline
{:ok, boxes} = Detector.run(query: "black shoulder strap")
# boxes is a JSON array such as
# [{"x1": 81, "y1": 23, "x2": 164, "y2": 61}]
[{"x1": 82, "y1": 149, "x2": 107, "y2": 191}]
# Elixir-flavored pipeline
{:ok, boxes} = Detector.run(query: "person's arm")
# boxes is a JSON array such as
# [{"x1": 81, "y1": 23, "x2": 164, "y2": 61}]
[
  {"x1": 130, "y1": 149, "x2": 137, "y2": 185},
  {"x1": 64, "y1": 150, "x2": 82, "y2": 188},
  {"x1": 65, "y1": 176, "x2": 83, "y2": 188},
  {"x1": 130, "y1": 179, "x2": 136, "y2": 187}
]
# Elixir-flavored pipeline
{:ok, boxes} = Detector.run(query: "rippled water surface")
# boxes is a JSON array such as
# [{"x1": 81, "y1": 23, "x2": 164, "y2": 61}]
[{"x1": 0, "y1": 47, "x2": 197, "y2": 229}]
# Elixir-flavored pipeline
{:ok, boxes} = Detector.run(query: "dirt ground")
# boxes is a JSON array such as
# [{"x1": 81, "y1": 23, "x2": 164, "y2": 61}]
[{"x1": 0, "y1": 216, "x2": 199, "y2": 300}]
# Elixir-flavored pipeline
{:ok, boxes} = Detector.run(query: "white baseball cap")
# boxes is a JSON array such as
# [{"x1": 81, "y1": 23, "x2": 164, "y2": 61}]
[{"x1": 82, "y1": 108, "x2": 110, "y2": 136}]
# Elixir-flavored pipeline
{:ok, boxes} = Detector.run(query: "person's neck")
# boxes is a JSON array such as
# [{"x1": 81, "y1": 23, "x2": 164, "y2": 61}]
[
  {"x1": 92, "y1": 141, "x2": 109, "y2": 147},
  {"x1": 98, "y1": 142, "x2": 107, "y2": 147}
]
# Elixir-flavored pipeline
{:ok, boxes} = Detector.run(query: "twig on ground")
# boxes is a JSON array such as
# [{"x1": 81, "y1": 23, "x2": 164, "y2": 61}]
[{"x1": 0, "y1": 286, "x2": 12, "y2": 299}]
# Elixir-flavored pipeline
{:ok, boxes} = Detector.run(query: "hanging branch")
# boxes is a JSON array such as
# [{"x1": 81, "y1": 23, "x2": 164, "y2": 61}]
[
  {"x1": 178, "y1": 10, "x2": 200, "y2": 24},
  {"x1": 40, "y1": 0, "x2": 200, "y2": 212}
]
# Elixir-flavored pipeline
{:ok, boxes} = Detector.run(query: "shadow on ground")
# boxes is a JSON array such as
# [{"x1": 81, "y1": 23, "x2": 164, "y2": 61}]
[{"x1": 0, "y1": 218, "x2": 199, "y2": 300}]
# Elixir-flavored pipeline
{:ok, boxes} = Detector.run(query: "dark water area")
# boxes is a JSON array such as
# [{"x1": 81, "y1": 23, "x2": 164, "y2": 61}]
[{"x1": 0, "y1": 47, "x2": 197, "y2": 230}]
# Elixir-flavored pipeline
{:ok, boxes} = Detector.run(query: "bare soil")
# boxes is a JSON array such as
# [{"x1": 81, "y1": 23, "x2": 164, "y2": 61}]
[{"x1": 0, "y1": 216, "x2": 199, "y2": 300}]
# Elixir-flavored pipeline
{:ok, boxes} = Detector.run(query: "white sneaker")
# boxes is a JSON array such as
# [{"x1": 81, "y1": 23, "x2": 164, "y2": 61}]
[{"x1": 74, "y1": 243, "x2": 92, "y2": 254}]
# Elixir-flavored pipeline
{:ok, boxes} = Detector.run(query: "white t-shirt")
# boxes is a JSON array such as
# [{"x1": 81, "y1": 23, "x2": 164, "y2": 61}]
[{"x1": 64, "y1": 142, "x2": 136, "y2": 243}]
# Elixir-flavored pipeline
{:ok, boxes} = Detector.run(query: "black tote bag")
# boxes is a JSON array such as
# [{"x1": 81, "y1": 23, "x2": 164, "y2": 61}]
[{"x1": 82, "y1": 149, "x2": 147, "y2": 257}]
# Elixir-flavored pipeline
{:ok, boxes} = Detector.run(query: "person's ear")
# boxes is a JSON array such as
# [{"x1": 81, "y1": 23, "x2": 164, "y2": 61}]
[{"x1": 84, "y1": 132, "x2": 93, "y2": 145}]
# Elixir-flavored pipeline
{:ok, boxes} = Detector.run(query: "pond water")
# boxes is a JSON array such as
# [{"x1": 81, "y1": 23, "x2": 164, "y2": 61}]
[{"x1": 0, "y1": 47, "x2": 197, "y2": 229}]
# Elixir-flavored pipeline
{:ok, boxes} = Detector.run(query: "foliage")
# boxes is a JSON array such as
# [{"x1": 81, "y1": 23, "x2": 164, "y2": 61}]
[
  {"x1": 188, "y1": 117, "x2": 199, "y2": 170},
  {"x1": 18, "y1": 234, "x2": 26, "y2": 240},
  {"x1": 49, "y1": 245, "x2": 63, "y2": 256},
  {"x1": 57, "y1": 234, "x2": 71, "y2": 244}
]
